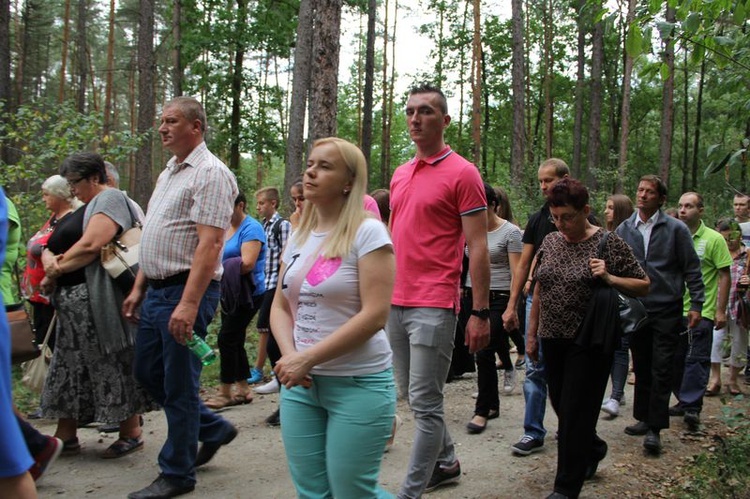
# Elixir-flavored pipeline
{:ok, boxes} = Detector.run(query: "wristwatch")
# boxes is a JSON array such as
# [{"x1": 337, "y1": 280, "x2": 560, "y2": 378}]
[{"x1": 470, "y1": 308, "x2": 490, "y2": 320}]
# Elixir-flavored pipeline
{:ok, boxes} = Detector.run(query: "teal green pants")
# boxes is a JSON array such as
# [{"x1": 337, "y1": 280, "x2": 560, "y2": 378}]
[{"x1": 280, "y1": 368, "x2": 397, "y2": 499}]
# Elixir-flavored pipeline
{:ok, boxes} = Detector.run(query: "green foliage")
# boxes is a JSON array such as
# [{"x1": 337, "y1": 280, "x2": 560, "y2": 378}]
[
  {"x1": 0, "y1": 102, "x2": 143, "y2": 241},
  {"x1": 669, "y1": 396, "x2": 750, "y2": 497}
]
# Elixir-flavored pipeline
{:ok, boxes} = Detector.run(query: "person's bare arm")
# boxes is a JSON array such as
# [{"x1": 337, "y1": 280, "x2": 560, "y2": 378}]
[
  {"x1": 239, "y1": 240, "x2": 262, "y2": 274},
  {"x1": 525, "y1": 283, "x2": 541, "y2": 363},
  {"x1": 502, "y1": 243, "x2": 534, "y2": 331},
  {"x1": 169, "y1": 224, "x2": 225, "y2": 344},
  {"x1": 462, "y1": 211, "x2": 490, "y2": 353},
  {"x1": 43, "y1": 213, "x2": 119, "y2": 277},
  {"x1": 714, "y1": 267, "x2": 730, "y2": 329},
  {"x1": 270, "y1": 262, "x2": 296, "y2": 357},
  {"x1": 122, "y1": 270, "x2": 148, "y2": 323}
]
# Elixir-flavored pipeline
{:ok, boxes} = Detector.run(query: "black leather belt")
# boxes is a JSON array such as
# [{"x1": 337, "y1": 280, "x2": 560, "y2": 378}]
[
  {"x1": 148, "y1": 271, "x2": 190, "y2": 289},
  {"x1": 490, "y1": 290, "x2": 510, "y2": 300}
]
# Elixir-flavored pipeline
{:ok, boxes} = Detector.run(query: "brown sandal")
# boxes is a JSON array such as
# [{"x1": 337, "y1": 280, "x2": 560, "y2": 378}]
[
  {"x1": 706, "y1": 384, "x2": 722, "y2": 396},
  {"x1": 204, "y1": 394, "x2": 240, "y2": 410},
  {"x1": 102, "y1": 437, "x2": 143, "y2": 459},
  {"x1": 233, "y1": 392, "x2": 253, "y2": 405}
]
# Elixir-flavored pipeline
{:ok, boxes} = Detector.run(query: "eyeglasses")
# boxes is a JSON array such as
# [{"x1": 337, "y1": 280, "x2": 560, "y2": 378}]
[
  {"x1": 548, "y1": 210, "x2": 582, "y2": 225},
  {"x1": 67, "y1": 177, "x2": 86, "y2": 188}
]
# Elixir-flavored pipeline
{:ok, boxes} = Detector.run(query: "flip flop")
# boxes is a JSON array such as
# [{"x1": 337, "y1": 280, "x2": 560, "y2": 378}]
[
  {"x1": 204, "y1": 394, "x2": 240, "y2": 410},
  {"x1": 102, "y1": 437, "x2": 143, "y2": 459},
  {"x1": 705, "y1": 384, "x2": 722, "y2": 396}
]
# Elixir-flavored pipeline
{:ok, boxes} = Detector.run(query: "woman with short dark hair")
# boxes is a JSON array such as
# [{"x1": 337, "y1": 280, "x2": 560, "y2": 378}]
[
  {"x1": 528, "y1": 178, "x2": 649, "y2": 499},
  {"x1": 41, "y1": 152, "x2": 155, "y2": 459}
]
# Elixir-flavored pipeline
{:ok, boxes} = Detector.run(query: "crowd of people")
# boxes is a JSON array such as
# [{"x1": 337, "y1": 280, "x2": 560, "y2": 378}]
[{"x1": 1, "y1": 85, "x2": 748, "y2": 499}]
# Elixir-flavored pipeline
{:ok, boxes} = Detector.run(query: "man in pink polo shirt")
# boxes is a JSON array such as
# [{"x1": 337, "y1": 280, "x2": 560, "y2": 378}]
[{"x1": 388, "y1": 84, "x2": 490, "y2": 497}]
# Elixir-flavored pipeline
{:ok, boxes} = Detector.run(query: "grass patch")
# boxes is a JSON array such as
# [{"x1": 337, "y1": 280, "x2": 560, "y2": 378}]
[{"x1": 670, "y1": 395, "x2": 750, "y2": 498}]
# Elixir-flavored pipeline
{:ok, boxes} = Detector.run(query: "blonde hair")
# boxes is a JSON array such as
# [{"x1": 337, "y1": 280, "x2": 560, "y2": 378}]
[{"x1": 294, "y1": 137, "x2": 368, "y2": 258}]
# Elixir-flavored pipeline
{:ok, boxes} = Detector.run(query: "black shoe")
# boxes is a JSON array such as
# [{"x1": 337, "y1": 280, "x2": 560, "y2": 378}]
[
  {"x1": 545, "y1": 493, "x2": 570, "y2": 499},
  {"x1": 684, "y1": 411, "x2": 700, "y2": 432},
  {"x1": 195, "y1": 424, "x2": 238, "y2": 467},
  {"x1": 511, "y1": 435, "x2": 544, "y2": 455},
  {"x1": 584, "y1": 441, "x2": 608, "y2": 480},
  {"x1": 643, "y1": 430, "x2": 662, "y2": 454},
  {"x1": 424, "y1": 460, "x2": 461, "y2": 492},
  {"x1": 669, "y1": 404, "x2": 685, "y2": 417},
  {"x1": 27, "y1": 409, "x2": 43, "y2": 420},
  {"x1": 127, "y1": 476, "x2": 195, "y2": 499},
  {"x1": 624, "y1": 421, "x2": 649, "y2": 436},
  {"x1": 466, "y1": 420, "x2": 487, "y2": 434},
  {"x1": 265, "y1": 408, "x2": 280, "y2": 427}
]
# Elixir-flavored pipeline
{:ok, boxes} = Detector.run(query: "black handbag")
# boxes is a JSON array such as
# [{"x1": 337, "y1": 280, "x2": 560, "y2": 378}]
[{"x1": 598, "y1": 231, "x2": 648, "y2": 335}]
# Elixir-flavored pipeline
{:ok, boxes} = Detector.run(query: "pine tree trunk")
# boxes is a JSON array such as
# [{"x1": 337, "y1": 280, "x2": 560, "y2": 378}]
[
  {"x1": 172, "y1": 0, "x2": 182, "y2": 96},
  {"x1": 543, "y1": 0, "x2": 553, "y2": 158},
  {"x1": 616, "y1": 0, "x2": 636, "y2": 194},
  {"x1": 59, "y1": 0, "x2": 71, "y2": 103},
  {"x1": 571, "y1": 0, "x2": 586, "y2": 178},
  {"x1": 103, "y1": 0, "x2": 115, "y2": 136},
  {"x1": 361, "y1": 0, "x2": 376, "y2": 170},
  {"x1": 585, "y1": 6, "x2": 604, "y2": 190},
  {"x1": 75, "y1": 0, "x2": 87, "y2": 112},
  {"x1": 0, "y1": 0, "x2": 9, "y2": 165},
  {"x1": 471, "y1": 0, "x2": 482, "y2": 166},
  {"x1": 229, "y1": 0, "x2": 247, "y2": 171},
  {"x1": 690, "y1": 58, "x2": 706, "y2": 192},
  {"x1": 284, "y1": 0, "x2": 314, "y2": 195},
  {"x1": 510, "y1": 0, "x2": 525, "y2": 188},
  {"x1": 134, "y1": 0, "x2": 155, "y2": 208},
  {"x1": 308, "y1": 0, "x2": 341, "y2": 141}
]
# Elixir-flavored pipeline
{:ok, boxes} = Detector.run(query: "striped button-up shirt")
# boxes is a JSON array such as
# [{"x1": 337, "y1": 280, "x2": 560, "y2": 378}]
[
  {"x1": 140, "y1": 141, "x2": 238, "y2": 280},
  {"x1": 263, "y1": 212, "x2": 291, "y2": 290}
]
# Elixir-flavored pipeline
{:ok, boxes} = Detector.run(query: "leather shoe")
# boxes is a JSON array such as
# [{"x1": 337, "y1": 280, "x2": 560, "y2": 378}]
[
  {"x1": 643, "y1": 430, "x2": 662, "y2": 454},
  {"x1": 624, "y1": 421, "x2": 649, "y2": 436},
  {"x1": 545, "y1": 493, "x2": 569, "y2": 498},
  {"x1": 668, "y1": 404, "x2": 685, "y2": 417},
  {"x1": 195, "y1": 423, "x2": 238, "y2": 467},
  {"x1": 466, "y1": 420, "x2": 487, "y2": 434},
  {"x1": 128, "y1": 476, "x2": 194, "y2": 499}
]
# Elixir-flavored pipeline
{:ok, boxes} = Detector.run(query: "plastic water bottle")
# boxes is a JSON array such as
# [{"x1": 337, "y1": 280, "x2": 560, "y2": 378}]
[{"x1": 186, "y1": 334, "x2": 216, "y2": 366}]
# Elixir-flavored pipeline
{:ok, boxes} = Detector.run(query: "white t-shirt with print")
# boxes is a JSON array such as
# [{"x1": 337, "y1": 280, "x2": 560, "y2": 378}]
[{"x1": 281, "y1": 218, "x2": 393, "y2": 376}]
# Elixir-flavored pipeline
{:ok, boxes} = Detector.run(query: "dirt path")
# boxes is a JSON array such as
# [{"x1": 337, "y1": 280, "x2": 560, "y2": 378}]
[{"x1": 30, "y1": 371, "x2": 746, "y2": 498}]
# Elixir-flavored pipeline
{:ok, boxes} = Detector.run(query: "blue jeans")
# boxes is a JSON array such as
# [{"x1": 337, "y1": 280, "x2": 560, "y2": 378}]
[
  {"x1": 673, "y1": 318, "x2": 713, "y2": 413},
  {"x1": 133, "y1": 281, "x2": 232, "y2": 487},
  {"x1": 609, "y1": 332, "x2": 631, "y2": 402},
  {"x1": 387, "y1": 306, "x2": 457, "y2": 499},
  {"x1": 280, "y1": 369, "x2": 396, "y2": 499},
  {"x1": 523, "y1": 293, "x2": 547, "y2": 441}
]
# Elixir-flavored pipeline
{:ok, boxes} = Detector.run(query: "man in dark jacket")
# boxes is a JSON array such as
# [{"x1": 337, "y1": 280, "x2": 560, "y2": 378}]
[{"x1": 616, "y1": 174, "x2": 704, "y2": 455}]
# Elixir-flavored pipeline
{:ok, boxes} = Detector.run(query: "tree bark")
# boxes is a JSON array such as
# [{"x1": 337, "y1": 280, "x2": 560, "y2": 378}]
[
  {"x1": 658, "y1": 5, "x2": 676, "y2": 185},
  {"x1": 571, "y1": 0, "x2": 586, "y2": 178},
  {"x1": 361, "y1": 0, "x2": 376, "y2": 169},
  {"x1": 543, "y1": 0, "x2": 553, "y2": 158},
  {"x1": 229, "y1": 0, "x2": 247, "y2": 171},
  {"x1": 0, "y1": 0, "x2": 9, "y2": 165},
  {"x1": 103, "y1": 0, "x2": 115, "y2": 136},
  {"x1": 172, "y1": 0, "x2": 182, "y2": 96},
  {"x1": 616, "y1": 0, "x2": 636, "y2": 194},
  {"x1": 308, "y1": 0, "x2": 341, "y2": 141},
  {"x1": 471, "y1": 0, "x2": 482, "y2": 166},
  {"x1": 59, "y1": 0, "x2": 71, "y2": 103},
  {"x1": 134, "y1": 0, "x2": 155, "y2": 208},
  {"x1": 510, "y1": 0, "x2": 525, "y2": 188},
  {"x1": 690, "y1": 58, "x2": 706, "y2": 192},
  {"x1": 75, "y1": 0, "x2": 87, "y2": 112},
  {"x1": 284, "y1": 0, "x2": 314, "y2": 196},
  {"x1": 585, "y1": 3, "x2": 604, "y2": 190}
]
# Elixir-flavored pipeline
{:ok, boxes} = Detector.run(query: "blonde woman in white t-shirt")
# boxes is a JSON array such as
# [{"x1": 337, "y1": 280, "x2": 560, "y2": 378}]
[{"x1": 270, "y1": 137, "x2": 397, "y2": 498}]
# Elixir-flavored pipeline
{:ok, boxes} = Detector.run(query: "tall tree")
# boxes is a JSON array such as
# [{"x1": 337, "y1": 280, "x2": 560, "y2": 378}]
[
  {"x1": 75, "y1": 0, "x2": 87, "y2": 112},
  {"x1": 616, "y1": 0, "x2": 637, "y2": 193},
  {"x1": 308, "y1": 0, "x2": 342, "y2": 140},
  {"x1": 103, "y1": 0, "x2": 115, "y2": 136},
  {"x1": 284, "y1": 0, "x2": 314, "y2": 196},
  {"x1": 470, "y1": 0, "x2": 481, "y2": 166},
  {"x1": 229, "y1": 0, "x2": 248, "y2": 171},
  {"x1": 658, "y1": 5, "x2": 676, "y2": 184},
  {"x1": 690, "y1": 58, "x2": 706, "y2": 191},
  {"x1": 571, "y1": 0, "x2": 586, "y2": 178},
  {"x1": 585, "y1": 1, "x2": 604, "y2": 189},
  {"x1": 361, "y1": 0, "x2": 376, "y2": 168},
  {"x1": 172, "y1": 0, "x2": 183, "y2": 96},
  {"x1": 0, "y1": 0, "x2": 9, "y2": 165},
  {"x1": 543, "y1": 0, "x2": 553, "y2": 157},
  {"x1": 133, "y1": 0, "x2": 154, "y2": 208},
  {"x1": 59, "y1": 0, "x2": 71, "y2": 103},
  {"x1": 510, "y1": 0, "x2": 525, "y2": 187}
]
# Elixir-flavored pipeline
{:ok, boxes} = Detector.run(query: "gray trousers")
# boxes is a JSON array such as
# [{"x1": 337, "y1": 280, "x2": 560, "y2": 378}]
[{"x1": 387, "y1": 306, "x2": 458, "y2": 499}]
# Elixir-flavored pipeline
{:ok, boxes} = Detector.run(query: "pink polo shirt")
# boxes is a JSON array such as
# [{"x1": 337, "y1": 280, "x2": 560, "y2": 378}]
[{"x1": 389, "y1": 147, "x2": 486, "y2": 309}]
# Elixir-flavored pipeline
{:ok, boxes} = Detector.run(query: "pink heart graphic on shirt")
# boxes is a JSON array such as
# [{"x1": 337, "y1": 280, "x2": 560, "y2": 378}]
[{"x1": 306, "y1": 256, "x2": 343, "y2": 286}]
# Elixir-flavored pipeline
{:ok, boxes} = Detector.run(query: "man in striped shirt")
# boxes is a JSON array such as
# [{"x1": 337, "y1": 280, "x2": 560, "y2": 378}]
[{"x1": 124, "y1": 96, "x2": 239, "y2": 499}]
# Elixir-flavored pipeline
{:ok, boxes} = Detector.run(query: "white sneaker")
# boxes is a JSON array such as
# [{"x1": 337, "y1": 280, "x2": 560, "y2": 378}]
[
  {"x1": 254, "y1": 377, "x2": 280, "y2": 394},
  {"x1": 601, "y1": 398, "x2": 620, "y2": 417},
  {"x1": 503, "y1": 369, "x2": 517, "y2": 394}
]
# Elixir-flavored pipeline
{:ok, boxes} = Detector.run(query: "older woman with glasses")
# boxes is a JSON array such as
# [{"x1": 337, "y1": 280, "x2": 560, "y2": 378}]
[{"x1": 527, "y1": 178, "x2": 649, "y2": 499}]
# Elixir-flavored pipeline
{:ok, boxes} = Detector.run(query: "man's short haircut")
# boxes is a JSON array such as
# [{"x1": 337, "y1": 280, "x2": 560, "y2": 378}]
[
  {"x1": 681, "y1": 191, "x2": 704, "y2": 208},
  {"x1": 104, "y1": 161, "x2": 119, "y2": 187},
  {"x1": 256, "y1": 186, "x2": 280, "y2": 208},
  {"x1": 164, "y1": 96, "x2": 207, "y2": 134},
  {"x1": 734, "y1": 193, "x2": 749, "y2": 202},
  {"x1": 639, "y1": 174, "x2": 668, "y2": 198},
  {"x1": 409, "y1": 83, "x2": 448, "y2": 114},
  {"x1": 539, "y1": 158, "x2": 570, "y2": 179},
  {"x1": 548, "y1": 177, "x2": 589, "y2": 211}
]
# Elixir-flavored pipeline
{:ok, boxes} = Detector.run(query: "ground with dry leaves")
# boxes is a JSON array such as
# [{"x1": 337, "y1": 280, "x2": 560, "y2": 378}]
[{"x1": 29, "y1": 369, "x2": 748, "y2": 498}]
